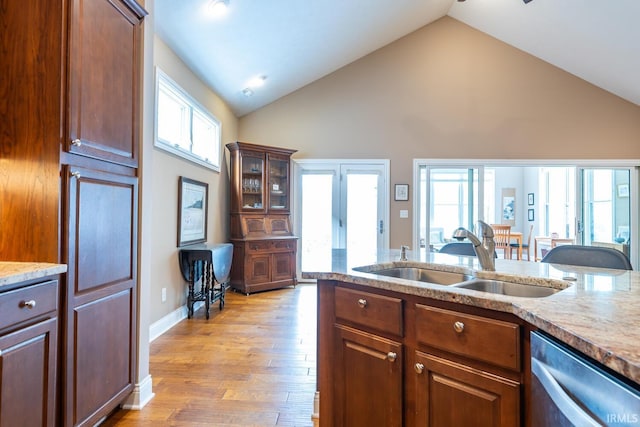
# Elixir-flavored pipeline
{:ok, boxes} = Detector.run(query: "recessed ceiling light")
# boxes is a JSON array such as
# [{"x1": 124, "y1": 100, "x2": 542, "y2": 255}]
[
  {"x1": 246, "y1": 75, "x2": 267, "y2": 88},
  {"x1": 208, "y1": 0, "x2": 229, "y2": 17}
]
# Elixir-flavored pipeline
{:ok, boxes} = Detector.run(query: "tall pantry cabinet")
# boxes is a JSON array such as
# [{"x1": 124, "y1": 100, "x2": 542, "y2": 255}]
[{"x1": 0, "y1": 0, "x2": 147, "y2": 426}]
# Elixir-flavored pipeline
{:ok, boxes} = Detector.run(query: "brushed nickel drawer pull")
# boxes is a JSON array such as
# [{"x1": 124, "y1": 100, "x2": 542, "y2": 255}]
[
  {"x1": 71, "y1": 170, "x2": 81, "y2": 179},
  {"x1": 414, "y1": 363, "x2": 425, "y2": 374},
  {"x1": 453, "y1": 321, "x2": 465, "y2": 333},
  {"x1": 387, "y1": 352, "x2": 397, "y2": 362},
  {"x1": 357, "y1": 298, "x2": 367, "y2": 308},
  {"x1": 21, "y1": 300, "x2": 37, "y2": 309}
]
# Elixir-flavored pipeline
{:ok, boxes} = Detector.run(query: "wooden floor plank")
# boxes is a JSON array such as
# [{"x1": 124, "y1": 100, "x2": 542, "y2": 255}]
[{"x1": 102, "y1": 284, "x2": 317, "y2": 426}]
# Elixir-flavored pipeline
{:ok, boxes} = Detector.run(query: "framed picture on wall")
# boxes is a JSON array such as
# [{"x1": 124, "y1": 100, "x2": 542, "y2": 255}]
[
  {"x1": 178, "y1": 176, "x2": 209, "y2": 247},
  {"x1": 528, "y1": 209, "x2": 535, "y2": 221},
  {"x1": 528, "y1": 193, "x2": 535, "y2": 205},
  {"x1": 395, "y1": 184, "x2": 409, "y2": 201},
  {"x1": 618, "y1": 184, "x2": 629, "y2": 198}
]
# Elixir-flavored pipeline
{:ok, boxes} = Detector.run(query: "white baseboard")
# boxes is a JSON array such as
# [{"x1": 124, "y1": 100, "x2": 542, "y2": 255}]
[
  {"x1": 120, "y1": 374, "x2": 155, "y2": 410},
  {"x1": 149, "y1": 301, "x2": 204, "y2": 342}
]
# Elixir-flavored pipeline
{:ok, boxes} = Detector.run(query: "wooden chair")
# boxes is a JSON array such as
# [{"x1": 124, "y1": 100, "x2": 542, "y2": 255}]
[
  {"x1": 510, "y1": 224, "x2": 534, "y2": 261},
  {"x1": 490, "y1": 224, "x2": 512, "y2": 259}
]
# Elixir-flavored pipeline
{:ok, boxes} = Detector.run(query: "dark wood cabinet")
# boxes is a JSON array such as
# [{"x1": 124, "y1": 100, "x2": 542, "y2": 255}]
[
  {"x1": 318, "y1": 280, "x2": 525, "y2": 427},
  {"x1": 61, "y1": 165, "x2": 138, "y2": 426},
  {"x1": 66, "y1": 0, "x2": 145, "y2": 167},
  {"x1": 0, "y1": 0, "x2": 146, "y2": 425},
  {"x1": 414, "y1": 351, "x2": 520, "y2": 426},
  {"x1": 333, "y1": 325, "x2": 403, "y2": 426},
  {"x1": 227, "y1": 142, "x2": 298, "y2": 294},
  {"x1": 0, "y1": 278, "x2": 60, "y2": 427}
]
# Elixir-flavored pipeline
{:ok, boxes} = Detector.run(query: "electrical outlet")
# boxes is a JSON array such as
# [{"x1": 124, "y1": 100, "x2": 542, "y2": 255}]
[{"x1": 161, "y1": 287, "x2": 167, "y2": 303}]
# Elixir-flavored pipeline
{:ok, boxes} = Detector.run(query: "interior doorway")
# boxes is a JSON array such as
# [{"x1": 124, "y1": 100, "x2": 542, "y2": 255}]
[{"x1": 414, "y1": 159, "x2": 639, "y2": 267}]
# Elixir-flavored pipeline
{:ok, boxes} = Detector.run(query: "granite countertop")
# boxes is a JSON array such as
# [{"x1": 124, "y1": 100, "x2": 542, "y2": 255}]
[
  {"x1": 302, "y1": 249, "x2": 640, "y2": 386},
  {"x1": 0, "y1": 262, "x2": 67, "y2": 289}
]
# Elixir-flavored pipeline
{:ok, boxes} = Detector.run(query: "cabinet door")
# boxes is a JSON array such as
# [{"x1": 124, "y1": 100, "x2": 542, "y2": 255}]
[
  {"x1": 271, "y1": 252, "x2": 295, "y2": 282},
  {"x1": 239, "y1": 151, "x2": 265, "y2": 211},
  {"x1": 0, "y1": 318, "x2": 58, "y2": 427},
  {"x1": 63, "y1": 165, "x2": 138, "y2": 426},
  {"x1": 333, "y1": 325, "x2": 403, "y2": 427},
  {"x1": 66, "y1": 0, "x2": 145, "y2": 167},
  {"x1": 246, "y1": 254, "x2": 271, "y2": 285},
  {"x1": 267, "y1": 153, "x2": 291, "y2": 212},
  {"x1": 414, "y1": 351, "x2": 520, "y2": 427}
]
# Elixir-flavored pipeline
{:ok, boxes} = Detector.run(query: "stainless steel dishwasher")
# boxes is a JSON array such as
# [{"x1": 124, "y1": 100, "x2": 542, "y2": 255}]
[{"x1": 531, "y1": 331, "x2": 640, "y2": 426}]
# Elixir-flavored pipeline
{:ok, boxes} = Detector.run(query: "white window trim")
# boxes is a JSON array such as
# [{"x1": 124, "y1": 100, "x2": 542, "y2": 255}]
[{"x1": 154, "y1": 67, "x2": 221, "y2": 172}]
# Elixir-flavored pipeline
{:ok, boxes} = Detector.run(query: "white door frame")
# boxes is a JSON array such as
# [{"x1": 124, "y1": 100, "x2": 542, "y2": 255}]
[{"x1": 293, "y1": 159, "x2": 390, "y2": 276}]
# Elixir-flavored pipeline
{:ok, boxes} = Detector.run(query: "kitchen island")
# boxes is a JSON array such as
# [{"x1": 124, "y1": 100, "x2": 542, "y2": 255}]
[{"x1": 304, "y1": 249, "x2": 640, "y2": 426}]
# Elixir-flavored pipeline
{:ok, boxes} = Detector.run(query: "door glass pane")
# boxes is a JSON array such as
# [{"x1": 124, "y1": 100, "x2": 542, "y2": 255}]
[
  {"x1": 582, "y1": 169, "x2": 630, "y2": 259},
  {"x1": 346, "y1": 172, "x2": 379, "y2": 264},
  {"x1": 429, "y1": 168, "x2": 478, "y2": 251},
  {"x1": 300, "y1": 173, "x2": 333, "y2": 272}
]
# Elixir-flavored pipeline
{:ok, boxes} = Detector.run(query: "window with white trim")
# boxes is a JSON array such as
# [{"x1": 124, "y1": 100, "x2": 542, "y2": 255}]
[{"x1": 154, "y1": 68, "x2": 221, "y2": 171}]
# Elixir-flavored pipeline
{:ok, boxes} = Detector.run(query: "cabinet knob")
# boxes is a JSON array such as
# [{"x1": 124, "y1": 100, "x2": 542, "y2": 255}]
[
  {"x1": 453, "y1": 321, "x2": 465, "y2": 333},
  {"x1": 20, "y1": 300, "x2": 36, "y2": 309},
  {"x1": 414, "y1": 363, "x2": 425, "y2": 374},
  {"x1": 71, "y1": 170, "x2": 81, "y2": 179},
  {"x1": 71, "y1": 138, "x2": 82, "y2": 146},
  {"x1": 357, "y1": 298, "x2": 367, "y2": 308},
  {"x1": 386, "y1": 352, "x2": 397, "y2": 362}
]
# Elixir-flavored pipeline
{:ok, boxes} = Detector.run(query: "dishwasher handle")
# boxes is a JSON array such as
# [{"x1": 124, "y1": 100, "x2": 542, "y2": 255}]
[{"x1": 531, "y1": 357, "x2": 602, "y2": 426}]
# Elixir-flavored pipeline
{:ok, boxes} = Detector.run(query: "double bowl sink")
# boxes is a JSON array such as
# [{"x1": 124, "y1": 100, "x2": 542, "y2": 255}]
[{"x1": 353, "y1": 266, "x2": 564, "y2": 298}]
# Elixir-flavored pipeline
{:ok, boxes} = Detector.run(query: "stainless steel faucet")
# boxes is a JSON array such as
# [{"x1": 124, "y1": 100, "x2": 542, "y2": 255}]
[
  {"x1": 400, "y1": 245, "x2": 410, "y2": 261},
  {"x1": 452, "y1": 220, "x2": 496, "y2": 271}
]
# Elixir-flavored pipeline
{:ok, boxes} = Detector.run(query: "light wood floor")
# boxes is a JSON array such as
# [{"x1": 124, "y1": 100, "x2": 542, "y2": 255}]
[{"x1": 102, "y1": 284, "x2": 317, "y2": 427}]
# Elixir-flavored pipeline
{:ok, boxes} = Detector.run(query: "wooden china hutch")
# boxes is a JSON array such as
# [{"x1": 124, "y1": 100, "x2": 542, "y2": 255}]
[{"x1": 226, "y1": 142, "x2": 298, "y2": 294}]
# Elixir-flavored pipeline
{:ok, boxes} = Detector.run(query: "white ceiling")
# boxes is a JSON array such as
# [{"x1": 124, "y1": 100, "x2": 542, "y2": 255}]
[{"x1": 155, "y1": 0, "x2": 640, "y2": 117}]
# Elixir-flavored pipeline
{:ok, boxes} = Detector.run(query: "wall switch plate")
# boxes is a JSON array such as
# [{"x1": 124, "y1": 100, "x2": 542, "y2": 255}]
[
  {"x1": 161, "y1": 287, "x2": 167, "y2": 303},
  {"x1": 400, "y1": 210, "x2": 409, "y2": 218}
]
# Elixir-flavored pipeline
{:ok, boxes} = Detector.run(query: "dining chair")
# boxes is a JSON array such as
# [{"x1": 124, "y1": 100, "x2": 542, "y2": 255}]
[
  {"x1": 490, "y1": 224, "x2": 512, "y2": 259},
  {"x1": 510, "y1": 224, "x2": 533, "y2": 261},
  {"x1": 541, "y1": 245, "x2": 632, "y2": 270}
]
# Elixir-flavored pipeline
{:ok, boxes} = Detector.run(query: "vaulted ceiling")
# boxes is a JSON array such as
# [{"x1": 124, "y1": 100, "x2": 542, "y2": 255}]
[{"x1": 155, "y1": 0, "x2": 640, "y2": 117}]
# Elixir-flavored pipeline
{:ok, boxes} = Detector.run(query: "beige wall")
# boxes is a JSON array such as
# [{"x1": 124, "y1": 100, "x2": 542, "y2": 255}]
[
  {"x1": 148, "y1": 36, "x2": 238, "y2": 323},
  {"x1": 239, "y1": 16, "x2": 640, "y2": 248}
]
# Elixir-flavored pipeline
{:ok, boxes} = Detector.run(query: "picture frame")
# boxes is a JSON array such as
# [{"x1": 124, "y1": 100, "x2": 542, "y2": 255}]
[
  {"x1": 501, "y1": 188, "x2": 516, "y2": 226},
  {"x1": 617, "y1": 184, "x2": 629, "y2": 198},
  {"x1": 528, "y1": 208, "x2": 535, "y2": 222},
  {"x1": 177, "y1": 176, "x2": 209, "y2": 247},
  {"x1": 395, "y1": 184, "x2": 409, "y2": 201},
  {"x1": 528, "y1": 193, "x2": 535, "y2": 206}
]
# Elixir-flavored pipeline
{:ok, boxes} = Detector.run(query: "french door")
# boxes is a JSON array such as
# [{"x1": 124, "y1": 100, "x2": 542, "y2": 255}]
[
  {"x1": 576, "y1": 167, "x2": 636, "y2": 263},
  {"x1": 295, "y1": 160, "x2": 389, "y2": 272}
]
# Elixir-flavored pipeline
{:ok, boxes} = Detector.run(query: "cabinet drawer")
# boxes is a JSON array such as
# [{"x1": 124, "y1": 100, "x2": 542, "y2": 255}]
[
  {"x1": 0, "y1": 280, "x2": 58, "y2": 331},
  {"x1": 335, "y1": 287, "x2": 403, "y2": 337},
  {"x1": 272, "y1": 240, "x2": 295, "y2": 251},
  {"x1": 246, "y1": 241, "x2": 271, "y2": 252},
  {"x1": 415, "y1": 304, "x2": 520, "y2": 371}
]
